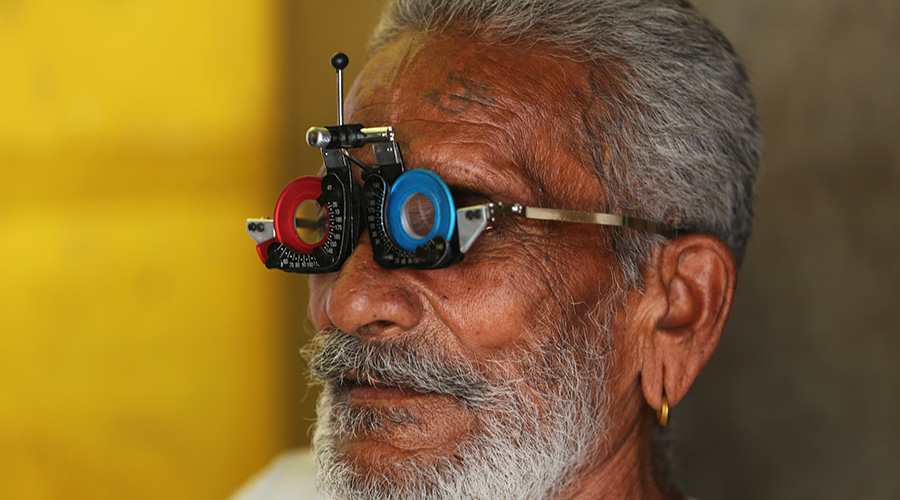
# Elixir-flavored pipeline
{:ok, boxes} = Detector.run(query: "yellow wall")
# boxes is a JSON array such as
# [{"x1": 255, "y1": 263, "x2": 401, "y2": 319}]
[
  {"x1": 0, "y1": 1, "x2": 287, "y2": 498},
  {"x1": 2, "y1": 1, "x2": 895, "y2": 499}
]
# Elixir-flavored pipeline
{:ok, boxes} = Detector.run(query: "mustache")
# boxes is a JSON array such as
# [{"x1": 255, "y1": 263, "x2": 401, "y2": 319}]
[{"x1": 305, "y1": 328, "x2": 517, "y2": 409}]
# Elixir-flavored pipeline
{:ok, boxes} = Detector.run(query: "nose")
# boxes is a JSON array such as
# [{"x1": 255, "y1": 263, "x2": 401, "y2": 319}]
[{"x1": 309, "y1": 233, "x2": 424, "y2": 338}]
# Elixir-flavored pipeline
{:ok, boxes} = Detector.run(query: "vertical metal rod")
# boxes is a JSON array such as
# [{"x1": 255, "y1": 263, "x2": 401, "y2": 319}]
[{"x1": 336, "y1": 69, "x2": 343, "y2": 126}]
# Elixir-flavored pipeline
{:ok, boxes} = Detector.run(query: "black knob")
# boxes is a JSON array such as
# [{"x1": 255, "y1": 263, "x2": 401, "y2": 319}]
[{"x1": 331, "y1": 52, "x2": 349, "y2": 71}]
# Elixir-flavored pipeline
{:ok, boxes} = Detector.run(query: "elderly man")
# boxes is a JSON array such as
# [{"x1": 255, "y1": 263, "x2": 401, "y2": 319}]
[{"x1": 236, "y1": 0, "x2": 760, "y2": 498}]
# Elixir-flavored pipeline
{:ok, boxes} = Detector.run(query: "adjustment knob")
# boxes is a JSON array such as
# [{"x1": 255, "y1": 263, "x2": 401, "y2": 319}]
[
  {"x1": 331, "y1": 52, "x2": 349, "y2": 71},
  {"x1": 306, "y1": 127, "x2": 332, "y2": 148}
]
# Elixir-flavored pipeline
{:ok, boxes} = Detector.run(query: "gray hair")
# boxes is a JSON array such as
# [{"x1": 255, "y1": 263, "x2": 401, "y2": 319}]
[{"x1": 370, "y1": 0, "x2": 762, "y2": 287}]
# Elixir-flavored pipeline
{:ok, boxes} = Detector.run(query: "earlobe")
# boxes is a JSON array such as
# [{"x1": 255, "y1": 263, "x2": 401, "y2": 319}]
[{"x1": 639, "y1": 234, "x2": 737, "y2": 409}]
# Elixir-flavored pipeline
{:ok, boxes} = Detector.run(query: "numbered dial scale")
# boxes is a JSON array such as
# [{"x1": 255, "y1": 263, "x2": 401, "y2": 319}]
[{"x1": 246, "y1": 125, "x2": 464, "y2": 273}]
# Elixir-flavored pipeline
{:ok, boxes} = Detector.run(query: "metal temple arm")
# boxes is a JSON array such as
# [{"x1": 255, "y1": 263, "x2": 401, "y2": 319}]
[{"x1": 456, "y1": 202, "x2": 679, "y2": 253}]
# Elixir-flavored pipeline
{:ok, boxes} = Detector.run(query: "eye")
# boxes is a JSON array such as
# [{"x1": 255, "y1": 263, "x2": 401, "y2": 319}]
[
  {"x1": 400, "y1": 192, "x2": 436, "y2": 239},
  {"x1": 449, "y1": 187, "x2": 492, "y2": 208}
]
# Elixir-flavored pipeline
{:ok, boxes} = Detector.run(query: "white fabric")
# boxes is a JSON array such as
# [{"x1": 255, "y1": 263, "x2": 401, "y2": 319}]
[{"x1": 229, "y1": 448, "x2": 325, "y2": 500}]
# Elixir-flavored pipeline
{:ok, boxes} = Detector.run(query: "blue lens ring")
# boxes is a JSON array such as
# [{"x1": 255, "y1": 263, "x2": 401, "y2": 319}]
[{"x1": 386, "y1": 169, "x2": 456, "y2": 252}]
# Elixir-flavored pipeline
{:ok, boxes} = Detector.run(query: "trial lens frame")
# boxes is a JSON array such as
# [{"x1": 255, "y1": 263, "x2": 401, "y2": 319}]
[{"x1": 245, "y1": 53, "x2": 679, "y2": 274}]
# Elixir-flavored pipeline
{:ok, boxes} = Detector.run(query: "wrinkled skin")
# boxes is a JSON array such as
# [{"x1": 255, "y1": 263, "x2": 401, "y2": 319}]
[{"x1": 309, "y1": 31, "x2": 697, "y2": 500}]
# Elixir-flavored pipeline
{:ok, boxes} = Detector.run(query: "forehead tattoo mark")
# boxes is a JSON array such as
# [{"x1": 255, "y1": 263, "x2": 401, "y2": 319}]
[{"x1": 423, "y1": 72, "x2": 497, "y2": 115}]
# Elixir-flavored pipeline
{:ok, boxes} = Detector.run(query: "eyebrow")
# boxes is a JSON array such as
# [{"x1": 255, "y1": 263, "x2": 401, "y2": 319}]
[{"x1": 407, "y1": 151, "x2": 537, "y2": 205}]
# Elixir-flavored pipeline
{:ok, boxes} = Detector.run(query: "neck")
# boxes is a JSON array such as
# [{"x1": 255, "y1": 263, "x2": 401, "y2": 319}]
[{"x1": 554, "y1": 412, "x2": 683, "y2": 500}]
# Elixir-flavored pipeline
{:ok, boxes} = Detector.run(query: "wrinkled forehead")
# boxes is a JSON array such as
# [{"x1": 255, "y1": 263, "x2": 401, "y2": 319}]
[
  {"x1": 348, "y1": 30, "x2": 597, "y2": 130},
  {"x1": 344, "y1": 30, "x2": 605, "y2": 206}
]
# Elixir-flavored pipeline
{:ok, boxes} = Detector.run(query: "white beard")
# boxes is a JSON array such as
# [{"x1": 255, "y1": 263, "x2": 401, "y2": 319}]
[{"x1": 307, "y1": 307, "x2": 613, "y2": 500}]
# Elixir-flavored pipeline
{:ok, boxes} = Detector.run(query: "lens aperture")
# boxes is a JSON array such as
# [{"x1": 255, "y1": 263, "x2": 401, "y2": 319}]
[
  {"x1": 294, "y1": 198, "x2": 329, "y2": 245},
  {"x1": 400, "y1": 193, "x2": 436, "y2": 239}
]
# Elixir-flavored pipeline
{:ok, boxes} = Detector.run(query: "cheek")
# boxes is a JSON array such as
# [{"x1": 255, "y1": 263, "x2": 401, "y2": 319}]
[
  {"x1": 438, "y1": 265, "x2": 547, "y2": 350},
  {"x1": 421, "y1": 232, "x2": 612, "y2": 352},
  {"x1": 308, "y1": 274, "x2": 333, "y2": 330}
]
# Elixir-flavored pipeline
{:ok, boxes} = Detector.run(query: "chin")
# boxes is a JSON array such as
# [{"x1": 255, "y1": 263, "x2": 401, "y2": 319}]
[
  {"x1": 312, "y1": 388, "x2": 471, "y2": 499},
  {"x1": 311, "y1": 383, "x2": 584, "y2": 500}
]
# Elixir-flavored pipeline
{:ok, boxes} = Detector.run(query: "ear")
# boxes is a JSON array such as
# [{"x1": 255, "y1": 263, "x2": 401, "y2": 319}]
[{"x1": 636, "y1": 234, "x2": 737, "y2": 411}]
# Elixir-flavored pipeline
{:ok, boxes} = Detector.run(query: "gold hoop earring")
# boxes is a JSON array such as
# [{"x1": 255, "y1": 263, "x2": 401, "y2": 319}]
[{"x1": 657, "y1": 394, "x2": 669, "y2": 427}]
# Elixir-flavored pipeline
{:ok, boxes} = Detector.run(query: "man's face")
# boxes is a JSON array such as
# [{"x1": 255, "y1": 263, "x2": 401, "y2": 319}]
[{"x1": 307, "y1": 31, "x2": 643, "y2": 499}]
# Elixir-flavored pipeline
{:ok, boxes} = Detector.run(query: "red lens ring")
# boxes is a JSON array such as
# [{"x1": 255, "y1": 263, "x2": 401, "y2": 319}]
[{"x1": 273, "y1": 176, "x2": 327, "y2": 253}]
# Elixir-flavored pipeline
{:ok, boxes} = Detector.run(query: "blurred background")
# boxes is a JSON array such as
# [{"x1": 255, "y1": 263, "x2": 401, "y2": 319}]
[{"x1": 0, "y1": 0, "x2": 896, "y2": 499}]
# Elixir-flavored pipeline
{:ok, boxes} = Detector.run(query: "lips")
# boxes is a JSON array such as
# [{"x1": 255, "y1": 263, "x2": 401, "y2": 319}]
[{"x1": 340, "y1": 370, "x2": 432, "y2": 402}]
